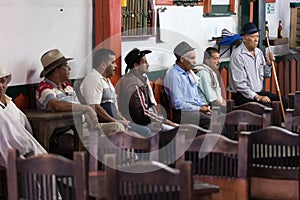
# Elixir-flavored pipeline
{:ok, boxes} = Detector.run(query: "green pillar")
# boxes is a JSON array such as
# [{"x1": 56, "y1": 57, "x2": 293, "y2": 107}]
[{"x1": 253, "y1": 0, "x2": 267, "y2": 53}]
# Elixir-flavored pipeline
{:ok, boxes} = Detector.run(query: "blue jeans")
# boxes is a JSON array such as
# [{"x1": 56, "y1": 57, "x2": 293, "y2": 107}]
[{"x1": 128, "y1": 122, "x2": 153, "y2": 137}]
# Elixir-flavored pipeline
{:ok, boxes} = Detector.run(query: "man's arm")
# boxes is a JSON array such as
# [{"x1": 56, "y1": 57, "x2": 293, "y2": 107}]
[
  {"x1": 47, "y1": 99, "x2": 98, "y2": 127},
  {"x1": 164, "y1": 70, "x2": 203, "y2": 111}
]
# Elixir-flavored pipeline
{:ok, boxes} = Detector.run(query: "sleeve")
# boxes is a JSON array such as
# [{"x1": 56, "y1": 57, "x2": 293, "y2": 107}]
[
  {"x1": 36, "y1": 83, "x2": 56, "y2": 109},
  {"x1": 262, "y1": 52, "x2": 272, "y2": 77},
  {"x1": 164, "y1": 70, "x2": 202, "y2": 111},
  {"x1": 198, "y1": 71, "x2": 218, "y2": 103},
  {"x1": 80, "y1": 76, "x2": 103, "y2": 105},
  {"x1": 230, "y1": 54, "x2": 257, "y2": 100},
  {"x1": 130, "y1": 85, "x2": 164, "y2": 124}
]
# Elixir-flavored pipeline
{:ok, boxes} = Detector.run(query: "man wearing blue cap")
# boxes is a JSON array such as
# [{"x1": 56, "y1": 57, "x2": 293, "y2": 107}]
[{"x1": 228, "y1": 22, "x2": 288, "y2": 108}]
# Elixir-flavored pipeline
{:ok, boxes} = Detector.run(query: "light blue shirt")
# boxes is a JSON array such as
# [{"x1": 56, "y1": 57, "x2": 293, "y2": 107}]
[{"x1": 164, "y1": 64, "x2": 205, "y2": 111}]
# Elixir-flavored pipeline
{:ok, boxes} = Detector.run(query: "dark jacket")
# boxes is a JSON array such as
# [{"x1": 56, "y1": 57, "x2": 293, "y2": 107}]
[{"x1": 117, "y1": 70, "x2": 164, "y2": 126}]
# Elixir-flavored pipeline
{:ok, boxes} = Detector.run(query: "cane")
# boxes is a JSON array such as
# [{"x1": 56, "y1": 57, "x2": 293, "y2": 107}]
[{"x1": 265, "y1": 36, "x2": 286, "y2": 122}]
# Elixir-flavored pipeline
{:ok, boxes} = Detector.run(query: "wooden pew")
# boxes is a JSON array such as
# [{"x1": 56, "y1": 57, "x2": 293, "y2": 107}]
[
  {"x1": 176, "y1": 126, "x2": 248, "y2": 200},
  {"x1": 212, "y1": 109, "x2": 271, "y2": 140},
  {"x1": 240, "y1": 126, "x2": 300, "y2": 199}
]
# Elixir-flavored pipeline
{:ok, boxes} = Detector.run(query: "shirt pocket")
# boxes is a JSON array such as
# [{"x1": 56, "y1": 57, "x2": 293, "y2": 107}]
[{"x1": 259, "y1": 63, "x2": 265, "y2": 80}]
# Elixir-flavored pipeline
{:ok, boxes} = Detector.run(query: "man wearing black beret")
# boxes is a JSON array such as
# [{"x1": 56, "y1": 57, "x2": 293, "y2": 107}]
[{"x1": 164, "y1": 41, "x2": 211, "y2": 129}]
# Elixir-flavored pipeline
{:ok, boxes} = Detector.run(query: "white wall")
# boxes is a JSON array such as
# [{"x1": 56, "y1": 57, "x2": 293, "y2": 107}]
[
  {"x1": 266, "y1": 1, "x2": 298, "y2": 55},
  {"x1": 0, "y1": 0, "x2": 92, "y2": 86},
  {"x1": 122, "y1": 2, "x2": 239, "y2": 74}
]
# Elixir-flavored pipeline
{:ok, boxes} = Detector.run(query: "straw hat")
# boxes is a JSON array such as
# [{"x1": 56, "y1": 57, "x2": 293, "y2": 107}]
[
  {"x1": 40, "y1": 49, "x2": 73, "y2": 78},
  {"x1": 0, "y1": 68, "x2": 12, "y2": 83}
]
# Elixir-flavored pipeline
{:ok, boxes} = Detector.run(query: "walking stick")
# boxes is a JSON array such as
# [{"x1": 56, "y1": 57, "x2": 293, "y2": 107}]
[{"x1": 265, "y1": 36, "x2": 286, "y2": 122}]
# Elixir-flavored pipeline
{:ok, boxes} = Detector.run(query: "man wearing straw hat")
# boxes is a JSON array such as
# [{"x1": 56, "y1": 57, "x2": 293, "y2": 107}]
[
  {"x1": 0, "y1": 68, "x2": 46, "y2": 166},
  {"x1": 36, "y1": 49, "x2": 124, "y2": 149},
  {"x1": 228, "y1": 22, "x2": 288, "y2": 108}
]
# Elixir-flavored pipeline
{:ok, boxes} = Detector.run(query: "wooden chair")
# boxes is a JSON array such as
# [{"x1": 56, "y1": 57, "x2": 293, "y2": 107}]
[
  {"x1": 226, "y1": 99, "x2": 282, "y2": 126},
  {"x1": 6, "y1": 149, "x2": 88, "y2": 200},
  {"x1": 88, "y1": 130, "x2": 160, "y2": 172},
  {"x1": 212, "y1": 109, "x2": 271, "y2": 140},
  {"x1": 176, "y1": 130, "x2": 248, "y2": 200},
  {"x1": 0, "y1": 166, "x2": 7, "y2": 200},
  {"x1": 158, "y1": 124, "x2": 211, "y2": 166},
  {"x1": 288, "y1": 91, "x2": 300, "y2": 115},
  {"x1": 88, "y1": 129, "x2": 160, "y2": 199},
  {"x1": 285, "y1": 108, "x2": 300, "y2": 133},
  {"x1": 105, "y1": 154, "x2": 219, "y2": 200},
  {"x1": 240, "y1": 126, "x2": 300, "y2": 199}
]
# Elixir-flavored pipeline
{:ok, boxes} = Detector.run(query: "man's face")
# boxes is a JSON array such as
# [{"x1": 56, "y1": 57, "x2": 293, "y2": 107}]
[
  {"x1": 182, "y1": 50, "x2": 196, "y2": 72},
  {"x1": 136, "y1": 56, "x2": 149, "y2": 75},
  {"x1": 243, "y1": 32, "x2": 259, "y2": 50},
  {"x1": 103, "y1": 54, "x2": 117, "y2": 78},
  {"x1": 0, "y1": 76, "x2": 9, "y2": 97},
  {"x1": 57, "y1": 63, "x2": 71, "y2": 81},
  {"x1": 206, "y1": 52, "x2": 220, "y2": 70}
]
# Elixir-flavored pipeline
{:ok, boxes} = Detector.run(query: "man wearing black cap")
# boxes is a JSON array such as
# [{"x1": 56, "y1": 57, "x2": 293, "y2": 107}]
[
  {"x1": 80, "y1": 48, "x2": 152, "y2": 137},
  {"x1": 163, "y1": 41, "x2": 211, "y2": 129},
  {"x1": 117, "y1": 48, "x2": 176, "y2": 132},
  {"x1": 228, "y1": 22, "x2": 288, "y2": 108}
]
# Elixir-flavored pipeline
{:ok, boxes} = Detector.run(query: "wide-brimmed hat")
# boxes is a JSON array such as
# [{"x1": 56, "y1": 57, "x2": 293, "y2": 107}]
[
  {"x1": 124, "y1": 48, "x2": 152, "y2": 72},
  {"x1": 0, "y1": 68, "x2": 12, "y2": 83},
  {"x1": 240, "y1": 22, "x2": 260, "y2": 35},
  {"x1": 173, "y1": 41, "x2": 195, "y2": 58},
  {"x1": 40, "y1": 49, "x2": 73, "y2": 78}
]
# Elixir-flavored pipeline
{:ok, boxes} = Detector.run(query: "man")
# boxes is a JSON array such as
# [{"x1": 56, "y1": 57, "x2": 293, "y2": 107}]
[
  {"x1": 163, "y1": 41, "x2": 211, "y2": 129},
  {"x1": 36, "y1": 49, "x2": 123, "y2": 147},
  {"x1": 117, "y1": 48, "x2": 176, "y2": 132},
  {"x1": 80, "y1": 48, "x2": 152, "y2": 137},
  {"x1": 0, "y1": 68, "x2": 46, "y2": 166},
  {"x1": 193, "y1": 47, "x2": 226, "y2": 107},
  {"x1": 229, "y1": 22, "x2": 288, "y2": 108}
]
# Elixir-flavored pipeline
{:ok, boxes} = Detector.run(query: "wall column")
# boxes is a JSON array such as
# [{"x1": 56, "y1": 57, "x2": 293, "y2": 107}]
[{"x1": 95, "y1": 0, "x2": 122, "y2": 85}]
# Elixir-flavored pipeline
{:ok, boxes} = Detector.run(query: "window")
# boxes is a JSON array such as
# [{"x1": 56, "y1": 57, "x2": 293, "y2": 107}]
[
  {"x1": 121, "y1": 0, "x2": 154, "y2": 37},
  {"x1": 203, "y1": 0, "x2": 235, "y2": 17},
  {"x1": 155, "y1": 0, "x2": 204, "y2": 6}
]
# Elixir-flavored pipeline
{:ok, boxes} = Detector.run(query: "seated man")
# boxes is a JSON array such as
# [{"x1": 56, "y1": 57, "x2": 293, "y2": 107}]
[
  {"x1": 229, "y1": 22, "x2": 288, "y2": 108},
  {"x1": 80, "y1": 48, "x2": 152, "y2": 137},
  {"x1": 0, "y1": 68, "x2": 46, "y2": 166},
  {"x1": 193, "y1": 47, "x2": 226, "y2": 107},
  {"x1": 164, "y1": 41, "x2": 211, "y2": 129},
  {"x1": 36, "y1": 49, "x2": 124, "y2": 148},
  {"x1": 117, "y1": 48, "x2": 176, "y2": 133}
]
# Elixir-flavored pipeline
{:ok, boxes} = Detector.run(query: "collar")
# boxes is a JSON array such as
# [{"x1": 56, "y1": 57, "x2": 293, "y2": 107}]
[
  {"x1": 0, "y1": 94, "x2": 11, "y2": 108},
  {"x1": 129, "y1": 69, "x2": 147, "y2": 84},
  {"x1": 44, "y1": 78, "x2": 67, "y2": 89},
  {"x1": 174, "y1": 64, "x2": 190, "y2": 76},
  {"x1": 240, "y1": 42, "x2": 258, "y2": 56}
]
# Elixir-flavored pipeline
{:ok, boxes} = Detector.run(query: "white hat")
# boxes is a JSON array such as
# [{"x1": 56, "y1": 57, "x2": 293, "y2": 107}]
[{"x1": 0, "y1": 68, "x2": 12, "y2": 83}]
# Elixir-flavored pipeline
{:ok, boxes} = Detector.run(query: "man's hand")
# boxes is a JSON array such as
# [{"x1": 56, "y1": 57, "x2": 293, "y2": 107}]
[
  {"x1": 255, "y1": 95, "x2": 271, "y2": 103},
  {"x1": 266, "y1": 51, "x2": 275, "y2": 66},
  {"x1": 200, "y1": 105, "x2": 211, "y2": 115},
  {"x1": 85, "y1": 106, "x2": 99, "y2": 128},
  {"x1": 165, "y1": 119, "x2": 177, "y2": 127}
]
